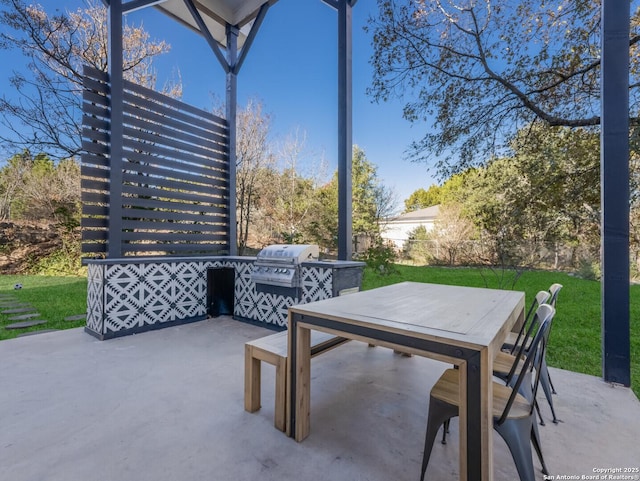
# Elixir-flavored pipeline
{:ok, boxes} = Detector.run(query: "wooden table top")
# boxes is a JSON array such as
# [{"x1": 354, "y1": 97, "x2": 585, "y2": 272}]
[{"x1": 289, "y1": 281, "x2": 525, "y2": 351}]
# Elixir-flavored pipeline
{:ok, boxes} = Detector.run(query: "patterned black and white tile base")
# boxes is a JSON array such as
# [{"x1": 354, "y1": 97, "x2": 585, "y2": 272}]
[{"x1": 85, "y1": 258, "x2": 353, "y2": 339}]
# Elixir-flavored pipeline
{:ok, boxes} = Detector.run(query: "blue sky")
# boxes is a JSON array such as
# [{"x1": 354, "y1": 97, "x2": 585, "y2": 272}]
[{"x1": 0, "y1": 0, "x2": 439, "y2": 208}]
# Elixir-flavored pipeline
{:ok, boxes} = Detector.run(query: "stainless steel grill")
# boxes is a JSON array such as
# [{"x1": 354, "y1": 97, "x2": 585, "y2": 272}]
[{"x1": 252, "y1": 244, "x2": 319, "y2": 288}]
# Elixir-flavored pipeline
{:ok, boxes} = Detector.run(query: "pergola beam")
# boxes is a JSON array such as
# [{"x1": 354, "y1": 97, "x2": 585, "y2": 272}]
[
  {"x1": 226, "y1": 25, "x2": 239, "y2": 255},
  {"x1": 235, "y1": 3, "x2": 270, "y2": 74},
  {"x1": 600, "y1": 0, "x2": 631, "y2": 386},
  {"x1": 336, "y1": 0, "x2": 353, "y2": 260},
  {"x1": 122, "y1": 0, "x2": 168, "y2": 14},
  {"x1": 182, "y1": 0, "x2": 230, "y2": 73},
  {"x1": 107, "y1": 0, "x2": 124, "y2": 257}
]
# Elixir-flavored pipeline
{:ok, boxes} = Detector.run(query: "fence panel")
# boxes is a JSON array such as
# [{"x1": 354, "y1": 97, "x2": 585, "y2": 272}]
[{"x1": 81, "y1": 65, "x2": 230, "y2": 257}]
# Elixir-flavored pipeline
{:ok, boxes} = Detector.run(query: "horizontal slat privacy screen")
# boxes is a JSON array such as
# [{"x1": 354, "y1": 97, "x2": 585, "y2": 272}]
[{"x1": 81, "y1": 65, "x2": 231, "y2": 257}]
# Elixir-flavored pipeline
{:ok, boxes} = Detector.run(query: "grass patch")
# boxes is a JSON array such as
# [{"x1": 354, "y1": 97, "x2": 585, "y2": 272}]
[
  {"x1": 362, "y1": 265, "x2": 639, "y2": 398},
  {"x1": 0, "y1": 275, "x2": 87, "y2": 340}
]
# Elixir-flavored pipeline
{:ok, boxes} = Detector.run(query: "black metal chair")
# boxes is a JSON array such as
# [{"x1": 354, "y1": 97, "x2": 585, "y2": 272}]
[
  {"x1": 543, "y1": 283, "x2": 563, "y2": 396},
  {"x1": 420, "y1": 304, "x2": 555, "y2": 481},
  {"x1": 533, "y1": 283, "x2": 563, "y2": 424},
  {"x1": 495, "y1": 284, "x2": 562, "y2": 425}
]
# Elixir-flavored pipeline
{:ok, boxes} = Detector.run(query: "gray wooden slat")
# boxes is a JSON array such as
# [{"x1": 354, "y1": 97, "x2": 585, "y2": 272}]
[
  {"x1": 123, "y1": 109, "x2": 227, "y2": 148},
  {"x1": 83, "y1": 191, "x2": 110, "y2": 204},
  {"x1": 82, "y1": 102, "x2": 109, "y2": 119},
  {"x1": 121, "y1": 171, "x2": 227, "y2": 197},
  {"x1": 83, "y1": 76, "x2": 110, "y2": 95},
  {"x1": 122, "y1": 196, "x2": 227, "y2": 215},
  {"x1": 83, "y1": 65, "x2": 109, "y2": 82},
  {"x1": 123, "y1": 146, "x2": 228, "y2": 177},
  {"x1": 83, "y1": 127, "x2": 110, "y2": 144},
  {"x1": 81, "y1": 153, "x2": 109, "y2": 168},
  {"x1": 81, "y1": 178, "x2": 109, "y2": 191},
  {"x1": 122, "y1": 232, "x2": 227, "y2": 242},
  {"x1": 121, "y1": 219, "x2": 228, "y2": 233},
  {"x1": 83, "y1": 91, "x2": 110, "y2": 110},
  {"x1": 122, "y1": 244, "x2": 228, "y2": 255},
  {"x1": 81, "y1": 243, "x2": 107, "y2": 253},
  {"x1": 124, "y1": 114, "x2": 227, "y2": 153},
  {"x1": 121, "y1": 158, "x2": 227, "y2": 189},
  {"x1": 122, "y1": 205, "x2": 228, "y2": 223},
  {"x1": 122, "y1": 206, "x2": 227, "y2": 222},
  {"x1": 82, "y1": 115, "x2": 110, "y2": 131},
  {"x1": 122, "y1": 183, "x2": 226, "y2": 206},
  {"x1": 81, "y1": 163, "x2": 109, "y2": 176},
  {"x1": 122, "y1": 227, "x2": 226, "y2": 240},
  {"x1": 121, "y1": 231, "x2": 226, "y2": 245},
  {"x1": 82, "y1": 230, "x2": 109, "y2": 241},
  {"x1": 82, "y1": 205, "x2": 109, "y2": 216},
  {"x1": 122, "y1": 103, "x2": 213, "y2": 141},
  {"x1": 122, "y1": 102, "x2": 228, "y2": 146},
  {"x1": 123, "y1": 141, "x2": 228, "y2": 176},
  {"x1": 123, "y1": 105, "x2": 228, "y2": 146},
  {"x1": 123, "y1": 79, "x2": 225, "y2": 126},
  {"x1": 81, "y1": 165, "x2": 110, "y2": 180},
  {"x1": 122, "y1": 125, "x2": 226, "y2": 163},
  {"x1": 81, "y1": 217, "x2": 108, "y2": 228},
  {"x1": 82, "y1": 140, "x2": 110, "y2": 156},
  {"x1": 122, "y1": 91, "x2": 227, "y2": 137}
]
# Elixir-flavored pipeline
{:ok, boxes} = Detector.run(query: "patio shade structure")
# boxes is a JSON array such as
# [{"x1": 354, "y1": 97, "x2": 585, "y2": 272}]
[
  {"x1": 103, "y1": 0, "x2": 355, "y2": 260},
  {"x1": 99, "y1": 0, "x2": 630, "y2": 433}
]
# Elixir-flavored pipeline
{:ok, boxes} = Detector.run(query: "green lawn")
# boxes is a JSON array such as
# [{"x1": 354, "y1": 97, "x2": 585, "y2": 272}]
[
  {"x1": 0, "y1": 275, "x2": 87, "y2": 339},
  {"x1": 1, "y1": 267, "x2": 638, "y2": 397}
]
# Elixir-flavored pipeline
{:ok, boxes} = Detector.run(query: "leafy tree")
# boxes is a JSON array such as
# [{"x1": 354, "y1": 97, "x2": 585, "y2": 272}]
[
  {"x1": 461, "y1": 125, "x2": 601, "y2": 267},
  {"x1": 367, "y1": 0, "x2": 640, "y2": 176},
  {"x1": 351, "y1": 146, "x2": 380, "y2": 236},
  {"x1": 306, "y1": 180, "x2": 339, "y2": 250},
  {"x1": 0, "y1": 0, "x2": 179, "y2": 158},
  {"x1": 352, "y1": 145, "x2": 398, "y2": 236},
  {"x1": 404, "y1": 185, "x2": 441, "y2": 212},
  {"x1": 509, "y1": 125, "x2": 601, "y2": 258},
  {"x1": 305, "y1": 146, "x2": 394, "y2": 252},
  {"x1": 403, "y1": 225, "x2": 431, "y2": 264},
  {"x1": 630, "y1": 132, "x2": 640, "y2": 276}
]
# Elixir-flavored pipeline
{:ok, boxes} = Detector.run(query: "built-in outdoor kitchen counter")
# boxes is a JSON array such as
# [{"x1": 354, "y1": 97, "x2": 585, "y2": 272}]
[{"x1": 84, "y1": 254, "x2": 365, "y2": 340}]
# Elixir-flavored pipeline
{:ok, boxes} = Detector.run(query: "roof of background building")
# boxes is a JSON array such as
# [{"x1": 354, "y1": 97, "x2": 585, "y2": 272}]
[{"x1": 389, "y1": 205, "x2": 440, "y2": 223}]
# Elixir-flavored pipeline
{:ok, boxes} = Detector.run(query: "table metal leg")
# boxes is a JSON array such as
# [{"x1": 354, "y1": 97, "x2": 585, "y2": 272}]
[{"x1": 462, "y1": 350, "x2": 492, "y2": 481}]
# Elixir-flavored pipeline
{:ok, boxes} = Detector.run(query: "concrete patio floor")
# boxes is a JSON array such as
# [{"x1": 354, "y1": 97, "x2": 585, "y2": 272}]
[{"x1": 1, "y1": 317, "x2": 638, "y2": 481}]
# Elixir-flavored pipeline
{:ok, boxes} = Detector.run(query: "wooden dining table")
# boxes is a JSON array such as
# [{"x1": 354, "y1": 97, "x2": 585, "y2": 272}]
[{"x1": 287, "y1": 281, "x2": 525, "y2": 481}]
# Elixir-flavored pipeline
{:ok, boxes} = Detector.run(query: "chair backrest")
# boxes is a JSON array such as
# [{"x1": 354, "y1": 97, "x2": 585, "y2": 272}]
[
  {"x1": 505, "y1": 296, "x2": 552, "y2": 383},
  {"x1": 497, "y1": 303, "x2": 555, "y2": 425},
  {"x1": 548, "y1": 283, "x2": 563, "y2": 308},
  {"x1": 509, "y1": 290, "x2": 551, "y2": 355}
]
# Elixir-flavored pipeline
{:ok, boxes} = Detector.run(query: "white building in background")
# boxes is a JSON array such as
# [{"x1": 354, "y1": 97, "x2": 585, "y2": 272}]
[{"x1": 381, "y1": 205, "x2": 440, "y2": 250}]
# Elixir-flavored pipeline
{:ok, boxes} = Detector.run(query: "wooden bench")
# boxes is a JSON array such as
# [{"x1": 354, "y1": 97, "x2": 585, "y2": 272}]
[{"x1": 244, "y1": 330, "x2": 349, "y2": 432}]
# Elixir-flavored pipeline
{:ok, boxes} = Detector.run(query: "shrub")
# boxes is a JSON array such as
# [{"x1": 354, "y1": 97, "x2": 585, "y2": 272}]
[{"x1": 360, "y1": 237, "x2": 398, "y2": 275}]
